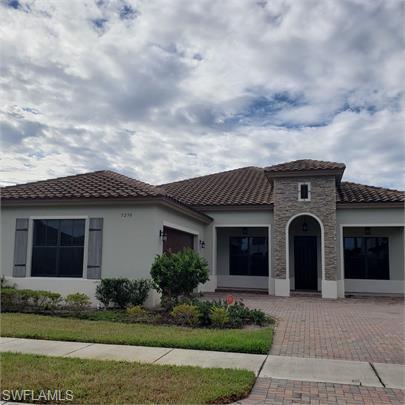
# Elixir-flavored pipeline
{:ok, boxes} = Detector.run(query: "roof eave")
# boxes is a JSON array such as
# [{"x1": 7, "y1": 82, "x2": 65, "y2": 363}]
[
  {"x1": 337, "y1": 202, "x2": 404, "y2": 209},
  {"x1": 265, "y1": 168, "x2": 345, "y2": 179}
]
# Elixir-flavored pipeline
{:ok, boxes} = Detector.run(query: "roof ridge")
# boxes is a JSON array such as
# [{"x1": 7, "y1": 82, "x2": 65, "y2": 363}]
[
  {"x1": 340, "y1": 181, "x2": 404, "y2": 193},
  {"x1": 100, "y1": 170, "x2": 167, "y2": 195},
  {"x1": 159, "y1": 166, "x2": 262, "y2": 187}
]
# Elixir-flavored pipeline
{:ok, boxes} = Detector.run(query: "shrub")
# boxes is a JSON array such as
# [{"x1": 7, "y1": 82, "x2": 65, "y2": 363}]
[
  {"x1": 65, "y1": 293, "x2": 91, "y2": 312},
  {"x1": 210, "y1": 306, "x2": 230, "y2": 328},
  {"x1": 96, "y1": 278, "x2": 151, "y2": 309},
  {"x1": 0, "y1": 288, "x2": 62, "y2": 312},
  {"x1": 95, "y1": 279, "x2": 116, "y2": 308},
  {"x1": 150, "y1": 249, "x2": 209, "y2": 308},
  {"x1": 127, "y1": 279, "x2": 151, "y2": 306},
  {"x1": 1, "y1": 287, "x2": 18, "y2": 310},
  {"x1": 126, "y1": 305, "x2": 150, "y2": 322},
  {"x1": 127, "y1": 305, "x2": 146, "y2": 316},
  {"x1": 171, "y1": 303, "x2": 200, "y2": 326},
  {"x1": 248, "y1": 308, "x2": 267, "y2": 325}
]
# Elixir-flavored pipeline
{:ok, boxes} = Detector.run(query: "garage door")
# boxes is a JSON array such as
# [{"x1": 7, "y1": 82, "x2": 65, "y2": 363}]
[{"x1": 163, "y1": 226, "x2": 194, "y2": 253}]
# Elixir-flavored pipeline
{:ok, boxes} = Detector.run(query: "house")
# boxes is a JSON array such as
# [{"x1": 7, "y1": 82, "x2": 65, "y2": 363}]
[{"x1": 1, "y1": 159, "x2": 404, "y2": 304}]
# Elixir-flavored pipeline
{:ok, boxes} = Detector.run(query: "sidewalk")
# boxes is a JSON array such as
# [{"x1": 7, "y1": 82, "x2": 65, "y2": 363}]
[{"x1": 1, "y1": 337, "x2": 404, "y2": 389}]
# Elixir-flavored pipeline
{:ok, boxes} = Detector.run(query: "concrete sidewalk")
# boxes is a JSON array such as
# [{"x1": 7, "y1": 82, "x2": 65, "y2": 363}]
[
  {"x1": 1, "y1": 337, "x2": 404, "y2": 389},
  {"x1": 0, "y1": 337, "x2": 266, "y2": 375}
]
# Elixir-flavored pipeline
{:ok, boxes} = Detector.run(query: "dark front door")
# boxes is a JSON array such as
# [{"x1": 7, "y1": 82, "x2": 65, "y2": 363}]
[
  {"x1": 163, "y1": 226, "x2": 194, "y2": 253},
  {"x1": 294, "y1": 236, "x2": 317, "y2": 290}
]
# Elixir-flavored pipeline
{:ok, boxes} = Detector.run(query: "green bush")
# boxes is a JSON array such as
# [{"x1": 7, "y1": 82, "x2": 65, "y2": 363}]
[
  {"x1": 126, "y1": 305, "x2": 146, "y2": 316},
  {"x1": 210, "y1": 306, "x2": 230, "y2": 328},
  {"x1": 126, "y1": 305, "x2": 150, "y2": 322},
  {"x1": 150, "y1": 249, "x2": 209, "y2": 308},
  {"x1": 1, "y1": 288, "x2": 62, "y2": 312},
  {"x1": 171, "y1": 303, "x2": 200, "y2": 326},
  {"x1": 248, "y1": 309, "x2": 267, "y2": 325},
  {"x1": 227, "y1": 302, "x2": 251, "y2": 328},
  {"x1": 65, "y1": 293, "x2": 91, "y2": 312},
  {"x1": 95, "y1": 278, "x2": 151, "y2": 309},
  {"x1": 127, "y1": 279, "x2": 151, "y2": 306}
]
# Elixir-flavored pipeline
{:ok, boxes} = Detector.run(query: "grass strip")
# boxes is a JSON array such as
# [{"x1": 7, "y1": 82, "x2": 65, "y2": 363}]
[
  {"x1": 1, "y1": 313, "x2": 272, "y2": 354},
  {"x1": 1, "y1": 352, "x2": 255, "y2": 404}
]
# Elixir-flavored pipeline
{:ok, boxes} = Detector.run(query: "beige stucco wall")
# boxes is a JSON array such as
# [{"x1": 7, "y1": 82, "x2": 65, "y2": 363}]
[{"x1": 0, "y1": 203, "x2": 209, "y2": 305}]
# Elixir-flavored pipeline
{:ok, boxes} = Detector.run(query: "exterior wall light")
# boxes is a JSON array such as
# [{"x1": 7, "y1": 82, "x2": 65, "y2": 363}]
[
  {"x1": 199, "y1": 240, "x2": 206, "y2": 249},
  {"x1": 302, "y1": 222, "x2": 308, "y2": 232},
  {"x1": 159, "y1": 229, "x2": 168, "y2": 241}
]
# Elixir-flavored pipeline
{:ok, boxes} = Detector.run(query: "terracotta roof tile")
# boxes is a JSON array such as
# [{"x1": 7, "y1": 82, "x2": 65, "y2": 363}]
[
  {"x1": 160, "y1": 167, "x2": 273, "y2": 207},
  {"x1": 1, "y1": 162, "x2": 403, "y2": 207},
  {"x1": 0, "y1": 170, "x2": 168, "y2": 201},
  {"x1": 337, "y1": 182, "x2": 404, "y2": 203},
  {"x1": 265, "y1": 159, "x2": 346, "y2": 173}
]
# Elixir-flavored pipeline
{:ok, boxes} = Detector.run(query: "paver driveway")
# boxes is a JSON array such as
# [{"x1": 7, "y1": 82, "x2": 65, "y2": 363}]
[{"x1": 205, "y1": 293, "x2": 404, "y2": 364}]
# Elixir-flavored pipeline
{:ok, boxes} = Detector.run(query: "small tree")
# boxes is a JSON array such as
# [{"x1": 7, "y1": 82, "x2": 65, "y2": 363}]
[{"x1": 150, "y1": 248, "x2": 209, "y2": 308}]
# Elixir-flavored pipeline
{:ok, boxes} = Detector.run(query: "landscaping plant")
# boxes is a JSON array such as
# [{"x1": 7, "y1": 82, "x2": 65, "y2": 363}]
[
  {"x1": 65, "y1": 293, "x2": 91, "y2": 313},
  {"x1": 170, "y1": 303, "x2": 200, "y2": 326},
  {"x1": 209, "y1": 306, "x2": 230, "y2": 328},
  {"x1": 95, "y1": 278, "x2": 151, "y2": 308},
  {"x1": 150, "y1": 249, "x2": 209, "y2": 308},
  {"x1": 1, "y1": 288, "x2": 62, "y2": 312}
]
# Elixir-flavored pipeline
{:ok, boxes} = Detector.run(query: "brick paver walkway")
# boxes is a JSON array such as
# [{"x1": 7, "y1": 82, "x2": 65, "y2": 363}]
[
  {"x1": 205, "y1": 293, "x2": 405, "y2": 364},
  {"x1": 237, "y1": 378, "x2": 405, "y2": 404},
  {"x1": 205, "y1": 294, "x2": 405, "y2": 404}
]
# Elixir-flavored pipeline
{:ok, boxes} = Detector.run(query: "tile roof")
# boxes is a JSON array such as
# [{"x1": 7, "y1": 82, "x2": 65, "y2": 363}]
[
  {"x1": 337, "y1": 182, "x2": 404, "y2": 204},
  {"x1": 265, "y1": 159, "x2": 346, "y2": 173},
  {"x1": 1, "y1": 162, "x2": 403, "y2": 208},
  {"x1": 159, "y1": 167, "x2": 273, "y2": 207},
  {"x1": 0, "y1": 170, "x2": 169, "y2": 201}
]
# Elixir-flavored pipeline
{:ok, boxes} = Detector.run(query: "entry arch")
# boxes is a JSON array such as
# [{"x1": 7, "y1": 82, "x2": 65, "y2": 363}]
[{"x1": 285, "y1": 212, "x2": 325, "y2": 289}]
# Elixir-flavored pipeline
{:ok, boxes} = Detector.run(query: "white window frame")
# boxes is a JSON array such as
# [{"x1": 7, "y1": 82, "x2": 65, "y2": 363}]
[
  {"x1": 27, "y1": 216, "x2": 89, "y2": 279},
  {"x1": 298, "y1": 182, "x2": 311, "y2": 201}
]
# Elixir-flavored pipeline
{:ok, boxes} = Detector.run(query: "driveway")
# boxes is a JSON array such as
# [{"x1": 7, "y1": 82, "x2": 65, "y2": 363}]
[{"x1": 204, "y1": 293, "x2": 404, "y2": 364}]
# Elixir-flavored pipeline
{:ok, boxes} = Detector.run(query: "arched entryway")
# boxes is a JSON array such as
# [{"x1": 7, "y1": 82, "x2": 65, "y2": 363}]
[{"x1": 286, "y1": 213, "x2": 324, "y2": 292}]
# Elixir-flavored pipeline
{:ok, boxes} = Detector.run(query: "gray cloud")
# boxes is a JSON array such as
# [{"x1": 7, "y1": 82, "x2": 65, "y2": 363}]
[{"x1": 0, "y1": 0, "x2": 404, "y2": 189}]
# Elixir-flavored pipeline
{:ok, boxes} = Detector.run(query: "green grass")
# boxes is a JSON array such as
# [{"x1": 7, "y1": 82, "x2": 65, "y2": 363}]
[
  {"x1": 1, "y1": 352, "x2": 255, "y2": 404},
  {"x1": 1, "y1": 313, "x2": 273, "y2": 354}
]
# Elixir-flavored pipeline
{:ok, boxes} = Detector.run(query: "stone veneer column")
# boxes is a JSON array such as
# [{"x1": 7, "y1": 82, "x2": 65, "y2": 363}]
[{"x1": 272, "y1": 176, "x2": 338, "y2": 298}]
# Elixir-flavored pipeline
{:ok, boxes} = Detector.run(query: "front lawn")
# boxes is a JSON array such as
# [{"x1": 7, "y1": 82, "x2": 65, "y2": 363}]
[
  {"x1": 1, "y1": 352, "x2": 255, "y2": 404},
  {"x1": 1, "y1": 313, "x2": 273, "y2": 354}
]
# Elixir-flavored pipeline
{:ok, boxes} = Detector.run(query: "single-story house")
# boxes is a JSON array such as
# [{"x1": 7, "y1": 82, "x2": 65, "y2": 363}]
[{"x1": 1, "y1": 159, "x2": 404, "y2": 304}]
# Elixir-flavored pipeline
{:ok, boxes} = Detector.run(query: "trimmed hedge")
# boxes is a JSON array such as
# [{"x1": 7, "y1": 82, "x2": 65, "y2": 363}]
[
  {"x1": 1, "y1": 287, "x2": 62, "y2": 312},
  {"x1": 95, "y1": 278, "x2": 151, "y2": 309}
]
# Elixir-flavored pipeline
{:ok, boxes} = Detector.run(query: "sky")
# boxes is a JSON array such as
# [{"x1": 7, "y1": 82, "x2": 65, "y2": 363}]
[{"x1": 1, "y1": 0, "x2": 404, "y2": 189}]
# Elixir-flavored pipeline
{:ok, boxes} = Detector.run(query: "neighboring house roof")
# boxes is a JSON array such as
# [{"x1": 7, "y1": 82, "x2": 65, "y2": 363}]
[
  {"x1": 160, "y1": 167, "x2": 273, "y2": 207},
  {"x1": 1, "y1": 161, "x2": 403, "y2": 210}
]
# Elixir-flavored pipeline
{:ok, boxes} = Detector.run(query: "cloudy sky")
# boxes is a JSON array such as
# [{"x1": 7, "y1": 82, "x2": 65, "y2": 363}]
[{"x1": 1, "y1": 0, "x2": 404, "y2": 189}]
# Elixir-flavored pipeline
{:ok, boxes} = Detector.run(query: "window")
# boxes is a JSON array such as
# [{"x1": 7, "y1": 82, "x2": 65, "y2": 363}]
[
  {"x1": 298, "y1": 182, "x2": 311, "y2": 201},
  {"x1": 31, "y1": 219, "x2": 85, "y2": 277},
  {"x1": 344, "y1": 237, "x2": 389, "y2": 280},
  {"x1": 229, "y1": 237, "x2": 268, "y2": 276}
]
